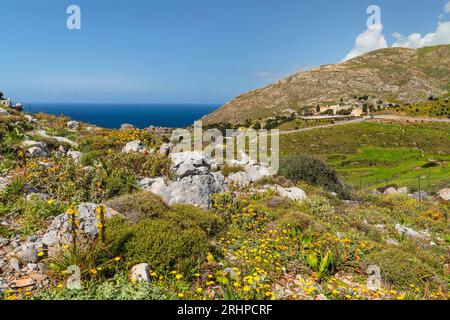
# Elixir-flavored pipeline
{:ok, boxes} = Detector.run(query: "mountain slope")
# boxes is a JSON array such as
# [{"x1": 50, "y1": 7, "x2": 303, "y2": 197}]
[{"x1": 202, "y1": 45, "x2": 450, "y2": 125}]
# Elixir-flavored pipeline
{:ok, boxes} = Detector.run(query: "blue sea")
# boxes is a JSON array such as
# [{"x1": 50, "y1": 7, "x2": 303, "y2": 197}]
[{"x1": 25, "y1": 103, "x2": 219, "y2": 129}]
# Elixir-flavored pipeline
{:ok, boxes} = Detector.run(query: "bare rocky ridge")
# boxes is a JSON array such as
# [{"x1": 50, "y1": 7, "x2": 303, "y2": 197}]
[{"x1": 202, "y1": 45, "x2": 450, "y2": 125}]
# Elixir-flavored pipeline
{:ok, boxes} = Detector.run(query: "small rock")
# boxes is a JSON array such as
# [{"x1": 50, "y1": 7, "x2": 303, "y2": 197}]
[
  {"x1": 22, "y1": 184, "x2": 39, "y2": 194},
  {"x1": 130, "y1": 263, "x2": 151, "y2": 284},
  {"x1": 120, "y1": 123, "x2": 135, "y2": 130},
  {"x1": 16, "y1": 243, "x2": 40, "y2": 264},
  {"x1": 158, "y1": 143, "x2": 173, "y2": 156},
  {"x1": 397, "y1": 187, "x2": 409, "y2": 194},
  {"x1": 383, "y1": 187, "x2": 398, "y2": 195},
  {"x1": 67, "y1": 150, "x2": 83, "y2": 162},
  {"x1": 0, "y1": 176, "x2": 11, "y2": 192},
  {"x1": 27, "y1": 263, "x2": 38, "y2": 271},
  {"x1": 412, "y1": 190, "x2": 428, "y2": 200},
  {"x1": 58, "y1": 145, "x2": 67, "y2": 154},
  {"x1": 27, "y1": 146, "x2": 49, "y2": 158},
  {"x1": 67, "y1": 120, "x2": 80, "y2": 130},
  {"x1": 437, "y1": 188, "x2": 450, "y2": 201},
  {"x1": 12, "y1": 277, "x2": 35, "y2": 288},
  {"x1": 245, "y1": 164, "x2": 271, "y2": 182},
  {"x1": 24, "y1": 114, "x2": 37, "y2": 123},
  {"x1": 395, "y1": 224, "x2": 430, "y2": 241},
  {"x1": 227, "y1": 171, "x2": 250, "y2": 187},
  {"x1": 122, "y1": 140, "x2": 145, "y2": 153},
  {"x1": 26, "y1": 192, "x2": 51, "y2": 201},
  {"x1": 275, "y1": 186, "x2": 307, "y2": 201},
  {"x1": 9, "y1": 258, "x2": 21, "y2": 272},
  {"x1": 386, "y1": 238, "x2": 399, "y2": 246}
]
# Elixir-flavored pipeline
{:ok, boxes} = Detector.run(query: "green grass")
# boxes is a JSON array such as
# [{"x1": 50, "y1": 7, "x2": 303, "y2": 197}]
[
  {"x1": 280, "y1": 121, "x2": 450, "y2": 192},
  {"x1": 333, "y1": 147, "x2": 450, "y2": 192}
]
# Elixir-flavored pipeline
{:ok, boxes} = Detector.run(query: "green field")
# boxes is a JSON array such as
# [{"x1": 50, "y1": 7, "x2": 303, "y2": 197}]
[{"x1": 280, "y1": 121, "x2": 450, "y2": 192}]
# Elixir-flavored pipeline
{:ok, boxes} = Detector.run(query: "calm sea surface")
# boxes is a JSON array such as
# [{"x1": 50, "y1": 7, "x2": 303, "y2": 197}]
[{"x1": 25, "y1": 103, "x2": 219, "y2": 129}]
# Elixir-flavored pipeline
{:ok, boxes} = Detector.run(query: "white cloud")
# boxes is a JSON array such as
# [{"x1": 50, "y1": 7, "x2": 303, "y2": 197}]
[
  {"x1": 445, "y1": 1, "x2": 450, "y2": 13},
  {"x1": 343, "y1": 23, "x2": 388, "y2": 61},
  {"x1": 392, "y1": 21, "x2": 450, "y2": 48}
]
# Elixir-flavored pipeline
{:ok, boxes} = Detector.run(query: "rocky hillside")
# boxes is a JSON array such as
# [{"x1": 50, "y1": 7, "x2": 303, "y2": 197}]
[
  {"x1": 1, "y1": 98, "x2": 449, "y2": 300},
  {"x1": 203, "y1": 45, "x2": 450, "y2": 125}
]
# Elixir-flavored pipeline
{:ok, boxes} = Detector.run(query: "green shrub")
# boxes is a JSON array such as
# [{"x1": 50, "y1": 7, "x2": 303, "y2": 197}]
[
  {"x1": 105, "y1": 192, "x2": 168, "y2": 224},
  {"x1": 106, "y1": 205, "x2": 222, "y2": 275},
  {"x1": 165, "y1": 204, "x2": 224, "y2": 236},
  {"x1": 277, "y1": 210, "x2": 325, "y2": 232},
  {"x1": 18, "y1": 198, "x2": 68, "y2": 235},
  {"x1": 34, "y1": 274, "x2": 173, "y2": 300},
  {"x1": 364, "y1": 248, "x2": 445, "y2": 291},
  {"x1": 279, "y1": 155, "x2": 348, "y2": 198},
  {"x1": 304, "y1": 196, "x2": 335, "y2": 220},
  {"x1": 107, "y1": 218, "x2": 209, "y2": 275}
]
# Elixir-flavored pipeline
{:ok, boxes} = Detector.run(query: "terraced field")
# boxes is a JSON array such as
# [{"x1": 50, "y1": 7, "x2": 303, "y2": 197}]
[{"x1": 280, "y1": 121, "x2": 450, "y2": 192}]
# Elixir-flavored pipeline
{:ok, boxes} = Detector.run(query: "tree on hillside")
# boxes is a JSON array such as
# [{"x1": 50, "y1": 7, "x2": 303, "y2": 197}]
[
  {"x1": 316, "y1": 105, "x2": 320, "y2": 113},
  {"x1": 0, "y1": 91, "x2": 4, "y2": 100}
]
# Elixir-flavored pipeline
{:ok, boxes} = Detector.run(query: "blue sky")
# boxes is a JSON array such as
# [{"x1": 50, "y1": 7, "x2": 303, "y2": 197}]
[{"x1": 1, "y1": 0, "x2": 449, "y2": 104}]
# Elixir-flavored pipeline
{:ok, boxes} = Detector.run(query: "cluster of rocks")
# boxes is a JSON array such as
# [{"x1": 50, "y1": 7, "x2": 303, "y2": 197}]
[
  {"x1": 226, "y1": 151, "x2": 272, "y2": 187},
  {"x1": 373, "y1": 186, "x2": 450, "y2": 202},
  {"x1": 139, "y1": 151, "x2": 226, "y2": 209},
  {"x1": 137, "y1": 150, "x2": 308, "y2": 210},
  {"x1": 0, "y1": 236, "x2": 50, "y2": 294},
  {"x1": 41, "y1": 203, "x2": 121, "y2": 251},
  {"x1": 21, "y1": 140, "x2": 50, "y2": 158},
  {"x1": 0, "y1": 203, "x2": 121, "y2": 295},
  {"x1": 0, "y1": 98, "x2": 23, "y2": 112},
  {"x1": 256, "y1": 184, "x2": 308, "y2": 201}
]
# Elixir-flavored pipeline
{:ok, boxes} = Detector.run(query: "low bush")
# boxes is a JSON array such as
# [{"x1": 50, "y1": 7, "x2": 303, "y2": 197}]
[
  {"x1": 105, "y1": 192, "x2": 168, "y2": 224},
  {"x1": 364, "y1": 247, "x2": 445, "y2": 291},
  {"x1": 304, "y1": 196, "x2": 335, "y2": 220},
  {"x1": 106, "y1": 205, "x2": 222, "y2": 275},
  {"x1": 18, "y1": 198, "x2": 68, "y2": 235},
  {"x1": 34, "y1": 274, "x2": 173, "y2": 300},
  {"x1": 279, "y1": 155, "x2": 348, "y2": 198},
  {"x1": 107, "y1": 218, "x2": 209, "y2": 275}
]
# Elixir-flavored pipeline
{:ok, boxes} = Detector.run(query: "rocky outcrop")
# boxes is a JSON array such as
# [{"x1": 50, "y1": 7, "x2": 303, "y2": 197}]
[
  {"x1": 41, "y1": 203, "x2": 121, "y2": 250},
  {"x1": 33, "y1": 130, "x2": 78, "y2": 148},
  {"x1": 158, "y1": 143, "x2": 174, "y2": 156},
  {"x1": 140, "y1": 173, "x2": 226, "y2": 209},
  {"x1": 122, "y1": 140, "x2": 146, "y2": 154},
  {"x1": 22, "y1": 140, "x2": 50, "y2": 159},
  {"x1": 171, "y1": 151, "x2": 216, "y2": 178},
  {"x1": 26, "y1": 146, "x2": 50, "y2": 158},
  {"x1": 395, "y1": 224, "x2": 430, "y2": 241}
]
